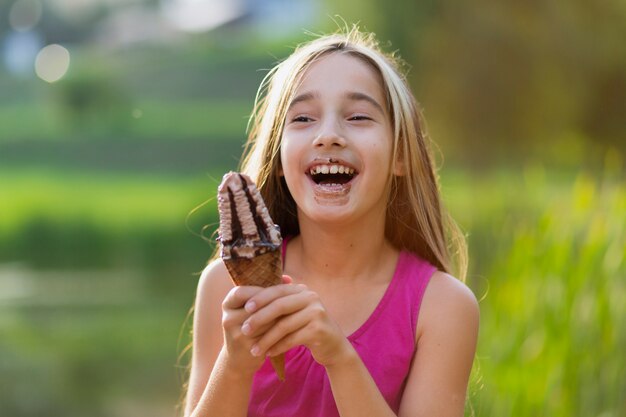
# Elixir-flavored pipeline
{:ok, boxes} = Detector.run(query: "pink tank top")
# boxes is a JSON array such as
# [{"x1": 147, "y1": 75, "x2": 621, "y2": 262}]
[{"x1": 247, "y1": 242, "x2": 436, "y2": 417}]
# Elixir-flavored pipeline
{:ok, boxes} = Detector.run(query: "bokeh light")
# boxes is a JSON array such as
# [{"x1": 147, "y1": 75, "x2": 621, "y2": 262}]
[
  {"x1": 161, "y1": 0, "x2": 246, "y2": 32},
  {"x1": 2, "y1": 30, "x2": 42, "y2": 76},
  {"x1": 34, "y1": 44, "x2": 70, "y2": 83},
  {"x1": 9, "y1": 0, "x2": 43, "y2": 32}
]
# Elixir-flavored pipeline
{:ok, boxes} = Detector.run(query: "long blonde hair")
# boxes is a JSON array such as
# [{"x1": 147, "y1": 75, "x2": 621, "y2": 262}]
[{"x1": 240, "y1": 27, "x2": 468, "y2": 281}]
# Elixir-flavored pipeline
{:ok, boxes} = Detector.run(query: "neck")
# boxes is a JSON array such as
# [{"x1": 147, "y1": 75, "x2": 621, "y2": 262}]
[{"x1": 292, "y1": 210, "x2": 394, "y2": 282}]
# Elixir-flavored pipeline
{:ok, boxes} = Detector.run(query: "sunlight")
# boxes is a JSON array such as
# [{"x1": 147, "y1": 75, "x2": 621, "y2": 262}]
[
  {"x1": 34, "y1": 44, "x2": 70, "y2": 83},
  {"x1": 9, "y1": 0, "x2": 43, "y2": 32},
  {"x1": 160, "y1": 0, "x2": 245, "y2": 33}
]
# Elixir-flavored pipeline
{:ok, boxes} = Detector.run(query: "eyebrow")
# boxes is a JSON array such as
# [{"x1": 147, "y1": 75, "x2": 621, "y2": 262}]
[
  {"x1": 288, "y1": 91, "x2": 386, "y2": 115},
  {"x1": 346, "y1": 92, "x2": 385, "y2": 115},
  {"x1": 288, "y1": 92, "x2": 316, "y2": 109}
]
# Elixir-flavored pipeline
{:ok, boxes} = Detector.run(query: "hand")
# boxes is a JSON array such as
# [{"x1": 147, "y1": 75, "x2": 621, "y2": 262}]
[
  {"x1": 220, "y1": 285, "x2": 268, "y2": 377},
  {"x1": 219, "y1": 275, "x2": 295, "y2": 376},
  {"x1": 240, "y1": 277, "x2": 352, "y2": 368}
]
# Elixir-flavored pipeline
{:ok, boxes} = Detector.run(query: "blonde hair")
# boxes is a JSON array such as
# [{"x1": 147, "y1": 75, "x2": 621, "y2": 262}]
[{"x1": 240, "y1": 27, "x2": 468, "y2": 281}]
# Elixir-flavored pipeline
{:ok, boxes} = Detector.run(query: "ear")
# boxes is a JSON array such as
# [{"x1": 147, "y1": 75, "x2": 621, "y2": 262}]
[{"x1": 392, "y1": 155, "x2": 405, "y2": 176}]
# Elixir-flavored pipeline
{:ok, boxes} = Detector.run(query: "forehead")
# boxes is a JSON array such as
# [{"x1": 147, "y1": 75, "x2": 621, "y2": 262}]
[{"x1": 293, "y1": 52, "x2": 386, "y2": 103}]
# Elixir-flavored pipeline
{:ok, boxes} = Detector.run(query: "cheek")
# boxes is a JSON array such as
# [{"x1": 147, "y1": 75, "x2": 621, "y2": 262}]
[
  {"x1": 279, "y1": 137, "x2": 299, "y2": 177},
  {"x1": 280, "y1": 131, "x2": 305, "y2": 155},
  {"x1": 279, "y1": 138, "x2": 288, "y2": 169}
]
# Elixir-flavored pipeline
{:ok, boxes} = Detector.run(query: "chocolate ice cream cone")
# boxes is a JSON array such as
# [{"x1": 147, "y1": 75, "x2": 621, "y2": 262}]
[{"x1": 217, "y1": 172, "x2": 285, "y2": 380}]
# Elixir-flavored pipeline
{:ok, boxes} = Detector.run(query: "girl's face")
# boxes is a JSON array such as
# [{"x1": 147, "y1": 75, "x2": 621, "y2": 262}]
[{"x1": 280, "y1": 52, "x2": 396, "y2": 227}]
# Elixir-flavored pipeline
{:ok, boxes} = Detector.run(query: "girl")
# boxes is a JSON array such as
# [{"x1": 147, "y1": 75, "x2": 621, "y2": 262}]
[{"x1": 184, "y1": 28, "x2": 479, "y2": 417}]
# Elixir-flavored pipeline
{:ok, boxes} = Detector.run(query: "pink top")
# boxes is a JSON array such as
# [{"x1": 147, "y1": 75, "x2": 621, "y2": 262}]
[{"x1": 247, "y1": 242, "x2": 436, "y2": 417}]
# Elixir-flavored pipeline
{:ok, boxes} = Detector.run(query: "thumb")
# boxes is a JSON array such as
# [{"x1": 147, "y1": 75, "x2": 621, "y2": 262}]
[{"x1": 281, "y1": 274, "x2": 294, "y2": 284}]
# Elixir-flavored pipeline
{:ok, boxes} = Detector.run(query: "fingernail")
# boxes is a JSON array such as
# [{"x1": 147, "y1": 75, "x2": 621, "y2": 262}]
[
  {"x1": 245, "y1": 301, "x2": 256, "y2": 313},
  {"x1": 241, "y1": 322, "x2": 250, "y2": 335},
  {"x1": 250, "y1": 345, "x2": 260, "y2": 357}
]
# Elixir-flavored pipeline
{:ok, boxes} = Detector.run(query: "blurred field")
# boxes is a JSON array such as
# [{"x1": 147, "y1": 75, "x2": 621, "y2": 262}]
[{"x1": 0, "y1": 168, "x2": 216, "y2": 417}]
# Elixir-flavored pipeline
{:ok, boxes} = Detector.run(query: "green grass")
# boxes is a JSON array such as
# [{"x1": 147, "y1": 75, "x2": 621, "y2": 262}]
[
  {"x1": 0, "y1": 102, "x2": 61, "y2": 141},
  {"x1": 0, "y1": 99, "x2": 252, "y2": 142},
  {"x1": 126, "y1": 100, "x2": 252, "y2": 140},
  {"x1": 0, "y1": 168, "x2": 216, "y2": 232},
  {"x1": 0, "y1": 168, "x2": 221, "y2": 273}
]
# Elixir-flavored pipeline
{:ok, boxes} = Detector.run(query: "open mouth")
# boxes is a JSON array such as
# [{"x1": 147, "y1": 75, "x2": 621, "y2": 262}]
[{"x1": 308, "y1": 164, "x2": 357, "y2": 186}]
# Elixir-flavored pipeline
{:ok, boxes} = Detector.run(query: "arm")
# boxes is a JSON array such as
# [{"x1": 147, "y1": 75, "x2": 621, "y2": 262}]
[
  {"x1": 398, "y1": 271, "x2": 480, "y2": 417},
  {"x1": 184, "y1": 260, "x2": 265, "y2": 417},
  {"x1": 242, "y1": 284, "x2": 399, "y2": 417},
  {"x1": 324, "y1": 347, "x2": 398, "y2": 417}
]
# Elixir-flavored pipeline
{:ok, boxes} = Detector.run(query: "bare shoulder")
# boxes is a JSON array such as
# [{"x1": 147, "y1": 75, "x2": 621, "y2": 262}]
[
  {"x1": 196, "y1": 258, "x2": 234, "y2": 304},
  {"x1": 417, "y1": 270, "x2": 480, "y2": 342},
  {"x1": 191, "y1": 258, "x2": 234, "y2": 371},
  {"x1": 416, "y1": 271, "x2": 480, "y2": 350}
]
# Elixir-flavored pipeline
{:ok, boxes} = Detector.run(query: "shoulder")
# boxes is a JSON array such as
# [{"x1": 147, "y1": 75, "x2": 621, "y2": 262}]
[
  {"x1": 190, "y1": 258, "x2": 235, "y2": 363},
  {"x1": 192, "y1": 259, "x2": 235, "y2": 332},
  {"x1": 425, "y1": 271, "x2": 479, "y2": 312},
  {"x1": 416, "y1": 270, "x2": 479, "y2": 343},
  {"x1": 195, "y1": 258, "x2": 235, "y2": 307}
]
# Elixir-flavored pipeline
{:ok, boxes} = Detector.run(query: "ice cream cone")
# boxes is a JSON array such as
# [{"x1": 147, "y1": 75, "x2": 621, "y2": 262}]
[{"x1": 218, "y1": 172, "x2": 285, "y2": 380}]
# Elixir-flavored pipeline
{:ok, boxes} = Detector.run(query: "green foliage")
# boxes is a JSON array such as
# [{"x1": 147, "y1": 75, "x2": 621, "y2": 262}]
[
  {"x1": 457, "y1": 169, "x2": 626, "y2": 416},
  {"x1": 51, "y1": 71, "x2": 132, "y2": 138}
]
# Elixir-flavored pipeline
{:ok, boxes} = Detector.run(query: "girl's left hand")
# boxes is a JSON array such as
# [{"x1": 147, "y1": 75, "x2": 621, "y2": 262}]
[{"x1": 240, "y1": 279, "x2": 351, "y2": 368}]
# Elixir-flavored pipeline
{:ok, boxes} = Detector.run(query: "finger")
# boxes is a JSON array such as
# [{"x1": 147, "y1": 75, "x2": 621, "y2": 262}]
[
  {"x1": 222, "y1": 285, "x2": 264, "y2": 310},
  {"x1": 243, "y1": 290, "x2": 314, "y2": 337},
  {"x1": 244, "y1": 283, "x2": 308, "y2": 313},
  {"x1": 266, "y1": 331, "x2": 303, "y2": 357},
  {"x1": 281, "y1": 274, "x2": 294, "y2": 284},
  {"x1": 266, "y1": 323, "x2": 346, "y2": 366},
  {"x1": 250, "y1": 307, "x2": 312, "y2": 357},
  {"x1": 241, "y1": 319, "x2": 274, "y2": 338}
]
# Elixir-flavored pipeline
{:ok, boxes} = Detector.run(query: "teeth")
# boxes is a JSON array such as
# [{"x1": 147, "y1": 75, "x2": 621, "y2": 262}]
[{"x1": 309, "y1": 164, "x2": 355, "y2": 176}]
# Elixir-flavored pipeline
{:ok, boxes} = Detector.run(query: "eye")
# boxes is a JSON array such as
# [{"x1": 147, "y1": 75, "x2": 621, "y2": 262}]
[
  {"x1": 292, "y1": 115, "x2": 313, "y2": 123},
  {"x1": 348, "y1": 115, "x2": 372, "y2": 121}
]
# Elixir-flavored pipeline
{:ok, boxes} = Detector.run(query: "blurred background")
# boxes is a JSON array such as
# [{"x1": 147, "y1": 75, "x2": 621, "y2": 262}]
[{"x1": 0, "y1": 0, "x2": 624, "y2": 416}]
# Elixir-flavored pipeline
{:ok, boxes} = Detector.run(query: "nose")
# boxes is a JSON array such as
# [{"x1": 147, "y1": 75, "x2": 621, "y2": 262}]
[{"x1": 312, "y1": 118, "x2": 346, "y2": 148}]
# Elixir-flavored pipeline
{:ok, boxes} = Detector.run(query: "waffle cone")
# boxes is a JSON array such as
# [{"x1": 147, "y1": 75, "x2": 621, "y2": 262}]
[
  {"x1": 223, "y1": 250, "x2": 282, "y2": 288},
  {"x1": 224, "y1": 249, "x2": 285, "y2": 381}
]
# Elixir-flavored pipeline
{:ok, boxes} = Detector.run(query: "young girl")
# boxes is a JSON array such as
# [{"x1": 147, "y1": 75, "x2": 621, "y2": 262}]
[{"x1": 184, "y1": 28, "x2": 479, "y2": 417}]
